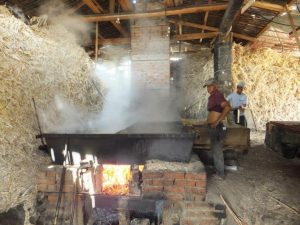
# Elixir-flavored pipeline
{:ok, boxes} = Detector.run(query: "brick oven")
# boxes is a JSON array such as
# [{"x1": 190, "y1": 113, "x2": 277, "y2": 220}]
[{"x1": 36, "y1": 157, "x2": 225, "y2": 225}]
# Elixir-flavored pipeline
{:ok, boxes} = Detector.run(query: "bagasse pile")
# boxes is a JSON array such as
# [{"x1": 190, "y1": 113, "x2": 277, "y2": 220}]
[
  {"x1": 232, "y1": 44, "x2": 300, "y2": 130},
  {"x1": 0, "y1": 5, "x2": 102, "y2": 223},
  {"x1": 182, "y1": 46, "x2": 300, "y2": 131}
]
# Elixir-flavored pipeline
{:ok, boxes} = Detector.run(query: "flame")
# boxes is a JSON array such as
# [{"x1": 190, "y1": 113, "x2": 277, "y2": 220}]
[{"x1": 102, "y1": 165, "x2": 131, "y2": 195}]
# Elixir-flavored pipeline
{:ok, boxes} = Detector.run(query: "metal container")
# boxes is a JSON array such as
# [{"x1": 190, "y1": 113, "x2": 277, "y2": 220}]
[{"x1": 43, "y1": 122, "x2": 195, "y2": 164}]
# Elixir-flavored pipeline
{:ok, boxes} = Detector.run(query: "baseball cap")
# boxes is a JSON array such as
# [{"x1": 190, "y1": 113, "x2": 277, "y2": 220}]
[
  {"x1": 203, "y1": 78, "x2": 217, "y2": 88},
  {"x1": 237, "y1": 81, "x2": 245, "y2": 88}
]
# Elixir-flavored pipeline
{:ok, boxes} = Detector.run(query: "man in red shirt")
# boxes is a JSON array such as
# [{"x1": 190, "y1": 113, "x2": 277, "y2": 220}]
[{"x1": 203, "y1": 78, "x2": 231, "y2": 178}]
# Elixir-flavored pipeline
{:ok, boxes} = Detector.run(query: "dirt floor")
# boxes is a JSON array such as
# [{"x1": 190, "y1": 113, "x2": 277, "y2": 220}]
[{"x1": 205, "y1": 131, "x2": 300, "y2": 225}]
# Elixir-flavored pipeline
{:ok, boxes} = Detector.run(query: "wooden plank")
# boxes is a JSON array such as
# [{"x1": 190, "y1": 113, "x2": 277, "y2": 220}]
[
  {"x1": 241, "y1": 0, "x2": 255, "y2": 14},
  {"x1": 286, "y1": 5, "x2": 300, "y2": 50},
  {"x1": 82, "y1": 3, "x2": 228, "y2": 22},
  {"x1": 174, "y1": 32, "x2": 219, "y2": 41},
  {"x1": 252, "y1": 1, "x2": 285, "y2": 12},
  {"x1": 83, "y1": 0, "x2": 128, "y2": 37},
  {"x1": 192, "y1": 125, "x2": 250, "y2": 151}
]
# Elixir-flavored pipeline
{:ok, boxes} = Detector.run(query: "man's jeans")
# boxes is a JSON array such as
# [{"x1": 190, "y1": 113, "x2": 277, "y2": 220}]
[{"x1": 208, "y1": 123, "x2": 226, "y2": 177}]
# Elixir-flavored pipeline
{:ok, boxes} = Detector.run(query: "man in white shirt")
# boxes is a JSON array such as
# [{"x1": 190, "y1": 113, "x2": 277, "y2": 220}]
[{"x1": 227, "y1": 81, "x2": 247, "y2": 127}]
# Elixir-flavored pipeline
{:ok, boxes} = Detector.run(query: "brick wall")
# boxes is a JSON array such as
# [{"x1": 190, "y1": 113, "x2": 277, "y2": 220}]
[
  {"x1": 142, "y1": 170, "x2": 206, "y2": 201},
  {"x1": 142, "y1": 160, "x2": 225, "y2": 225}
]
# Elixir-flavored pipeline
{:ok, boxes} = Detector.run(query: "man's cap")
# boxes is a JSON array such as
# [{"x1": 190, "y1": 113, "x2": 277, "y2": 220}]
[
  {"x1": 203, "y1": 78, "x2": 217, "y2": 88},
  {"x1": 237, "y1": 80, "x2": 245, "y2": 88}
]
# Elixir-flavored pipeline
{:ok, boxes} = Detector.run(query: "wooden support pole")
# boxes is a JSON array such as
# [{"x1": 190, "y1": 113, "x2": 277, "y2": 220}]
[
  {"x1": 95, "y1": 22, "x2": 99, "y2": 61},
  {"x1": 286, "y1": 5, "x2": 300, "y2": 51}
]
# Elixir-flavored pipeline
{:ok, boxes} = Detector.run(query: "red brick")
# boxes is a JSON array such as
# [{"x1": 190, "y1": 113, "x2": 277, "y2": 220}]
[
  {"x1": 185, "y1": 173, "x2": 206, "y2": 180},
  {"x1": 163, "y1": 180, "x2": 174, "y2": 186},
  {"x1": 143, "y1": 179, "x2": 153, "y2": 185},
  {"x1": 143, "y1": 186, "x2": 163, "y2": 193},
  {"x1": 195, "y1": 180, "x2": 206, "y2": 188},
  {"x1": 164, "y1": 172, "x2": 185, "y2": 180},
  {"x1": 152, "y1": 179, "x2": 164, "y2": 186},
  {"x1": 142, "y1": 171, "x2": 163, "y2": 179},
  {"x1": 174, "y1": 179, "x2": 186, "y2": 186},
  {"x1": 185, "y1": 187, "x2": 206, "y2": 195},
  {"x1": 186, "y1": 180, "x2": 196, "y2": 187},
  {"x1": 164, "y1": 193, "x2": 184, "y2": 201},
  {"x1": 164, "y1": 186, "x2": 185, "y2": 194}
]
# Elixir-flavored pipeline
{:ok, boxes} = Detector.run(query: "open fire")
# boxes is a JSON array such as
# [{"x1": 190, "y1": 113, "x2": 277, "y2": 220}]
[
  {"x1": 102, "y1": 165, "x2": 131, "y2": 195},
  {"x1": 102, "y1": 165, "x2": 144, "y2": 195}
]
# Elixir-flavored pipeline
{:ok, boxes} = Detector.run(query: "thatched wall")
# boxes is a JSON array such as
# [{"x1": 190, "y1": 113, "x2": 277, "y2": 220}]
[{"x1": 0, "y1": 6, "x2": 102, "y2": 224}]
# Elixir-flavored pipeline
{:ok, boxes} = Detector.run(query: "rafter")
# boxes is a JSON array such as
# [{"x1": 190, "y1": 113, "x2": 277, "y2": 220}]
[
  {"x1": 252, "y1": 1, "x2": 285, "y2": 12},
  {"x1": 94, "y1": 32, "x2": 219, "y2": 45},
  {"x1": 82, "y1": 3, "x2": 228, "y2": 22},
  {"x1": 83, "y1": 0, "x2": 128, "y2": 37},
  {"x1": 168, "y1": 19, "x2": 256, "y2": 42},
  {"x1": 175, "y1": 32, "x2": 219, "y2": 41},
  {"x1": 200, "y1": 0, "x2": 212, "y2": 43}
]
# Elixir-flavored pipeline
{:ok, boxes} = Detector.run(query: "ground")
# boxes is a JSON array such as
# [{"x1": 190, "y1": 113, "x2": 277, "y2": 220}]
[{"x1": 205, "y1": 131, "x2": 300, "y2": 225}]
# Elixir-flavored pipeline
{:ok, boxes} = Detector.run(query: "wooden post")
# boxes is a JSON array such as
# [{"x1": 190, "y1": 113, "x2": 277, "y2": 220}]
[
  {"x1": 286, "y1": 5, "x2": 300, "y2": 51},
  {"x1": 95, "y1": 22, "x2": 99, "y2": 61}
]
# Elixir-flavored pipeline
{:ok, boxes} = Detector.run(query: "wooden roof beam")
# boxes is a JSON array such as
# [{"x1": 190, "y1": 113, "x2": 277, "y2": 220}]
[
  {"x1": 95, "y1": 32, "x2": 219, "y2": 45},
  {"x1": 252, "y1": 1, "x2": 285, "y2": 12},
  {"x1": 118, "y1": 0, "x2": 134, "y2": 11},
  {"x1": 83, "y1": 0, "x2": 104, "y2": 13},
  {"x1": 82, "y1": 3, "x2": 228, "y2": 22},
  {"x1": 169, "y1": 19, "x2": 256, "y2": 42},
  {"x1": 83, "y1": 0, "x2": 129, "y2": 37},
  {"x1": 200, "y1": 0, "x2": 212, "y2": 43},
  {"x1": 174, "y1": 32, "x2": 219, "y2": 41}
]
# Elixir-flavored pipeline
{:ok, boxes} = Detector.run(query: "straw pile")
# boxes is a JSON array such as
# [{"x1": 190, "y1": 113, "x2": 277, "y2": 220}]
[
  {"x1": 0, "y1": 5, "x2": 102, "y2": 223},
  {"x1": 182, "y1": 45, "x2": 300, "y2": 131},
  {"x1": 232, "y1": 44, "x2": 300, "y2": 130}
]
